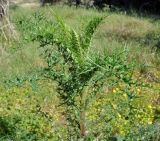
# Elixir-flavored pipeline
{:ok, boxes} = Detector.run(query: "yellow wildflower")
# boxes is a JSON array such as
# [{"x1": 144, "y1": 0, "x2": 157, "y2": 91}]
[
  {"x1": 137, "y1": 88, "x2": 141, "y2": 93},
  {"x1": 113, "y1": 89, "x2": 116, "y2": 93},
  {"x1": 123, "y1": 93, "x2": 127, "y2": 98},
  {"x1": 148, "y1": 105, "x2": 152, "y2": 109},
  {"x1": 148, "y1": 121, "x2": 152, "y2": 125},
  {"x1": 116, "y1": 88, "x2": 120, "y2": 91}
]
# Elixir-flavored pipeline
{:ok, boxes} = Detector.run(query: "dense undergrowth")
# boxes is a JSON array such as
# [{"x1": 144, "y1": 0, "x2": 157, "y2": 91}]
[{"x1": 0, "y1": 5, "x2": 160, "y2": 141}]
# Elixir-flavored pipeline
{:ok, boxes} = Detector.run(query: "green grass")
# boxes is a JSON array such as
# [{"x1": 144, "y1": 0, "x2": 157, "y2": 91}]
[
  {"x1": 0, "y1": 3, "x2": 160, "y2": 140},
  {"x1": 3, "y1": 5, "x2": 159, "y2": 81}
]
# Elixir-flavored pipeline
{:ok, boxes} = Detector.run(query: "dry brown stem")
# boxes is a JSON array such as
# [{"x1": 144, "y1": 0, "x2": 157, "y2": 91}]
[{"x1": 0, "y1": 0, "x2": 17, "y2": 45}]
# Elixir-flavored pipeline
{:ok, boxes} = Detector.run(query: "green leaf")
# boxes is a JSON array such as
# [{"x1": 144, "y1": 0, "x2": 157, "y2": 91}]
[
  {"x1": 69, "y1": 29, "x2": 83, "y2": 64},
  {"x1": 82, "y1": 17, "x2": 104, "y2": 51}
]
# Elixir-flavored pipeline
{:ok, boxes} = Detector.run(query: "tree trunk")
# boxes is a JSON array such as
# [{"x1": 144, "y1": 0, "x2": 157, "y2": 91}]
[
  {"x1": 0, "y1": 0, "x2": 8, "y2": 21},
  {"x1": 0, "y1": 0, "x2": 9, "y2": 41},
  {"x1": 0, "y1": 0, "x2": 17, "y2": 42}
]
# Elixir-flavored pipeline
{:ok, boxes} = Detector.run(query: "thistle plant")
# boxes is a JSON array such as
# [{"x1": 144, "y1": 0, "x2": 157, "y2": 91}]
[
  {"x1": 35, "y1": 15, "x2": 105, "y2": 138},
  {"x1": 35, "y1": 14, "x2": 134, "y2": 139}
]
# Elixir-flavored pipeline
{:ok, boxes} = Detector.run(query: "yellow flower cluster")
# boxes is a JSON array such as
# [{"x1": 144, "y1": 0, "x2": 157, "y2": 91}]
[{"x1": 112, "y1": 88, "x2": 120, "y2": 93}]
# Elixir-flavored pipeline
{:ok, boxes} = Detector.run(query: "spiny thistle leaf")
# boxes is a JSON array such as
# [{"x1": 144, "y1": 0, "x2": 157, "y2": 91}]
[
  {"x1": 70, "y1": 29, "x2": 83, "y2": 64},
  {"x1": 54, "y1": 15, "x2": 83, "y2": 65},
  {"x1": 53, "y1": 14, "x2": 72, "y2": 49},
  {"x1": 82, "y1": 17, "x2": 104, "y2": 51},
  {"x1": 51, "y1": 15, "x2": 76, "y2": 64}
]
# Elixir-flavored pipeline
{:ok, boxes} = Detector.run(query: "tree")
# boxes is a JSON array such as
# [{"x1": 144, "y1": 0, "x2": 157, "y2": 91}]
[{"x1": 0, "y1": 0, "x2": 17, "y2": 43}]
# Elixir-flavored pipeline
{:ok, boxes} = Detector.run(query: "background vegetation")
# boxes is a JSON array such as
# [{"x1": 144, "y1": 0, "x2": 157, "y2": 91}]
[{"x1": 0, "y1": 1, "x2": 160, "y2": 140}]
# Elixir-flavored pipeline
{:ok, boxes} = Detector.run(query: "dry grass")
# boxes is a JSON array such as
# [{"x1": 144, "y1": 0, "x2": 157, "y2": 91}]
[
  {"x1": 0, "y1": 4, "x2": 159, "y2": 83},
  {"x1": 100, "y1": 14, "x2": 158, "y2": 41}
]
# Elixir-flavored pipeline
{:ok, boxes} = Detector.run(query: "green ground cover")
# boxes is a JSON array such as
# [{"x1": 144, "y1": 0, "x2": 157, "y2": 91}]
[{"x1": 0, "y1": 4, "x2": 160, "y2": 141}]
